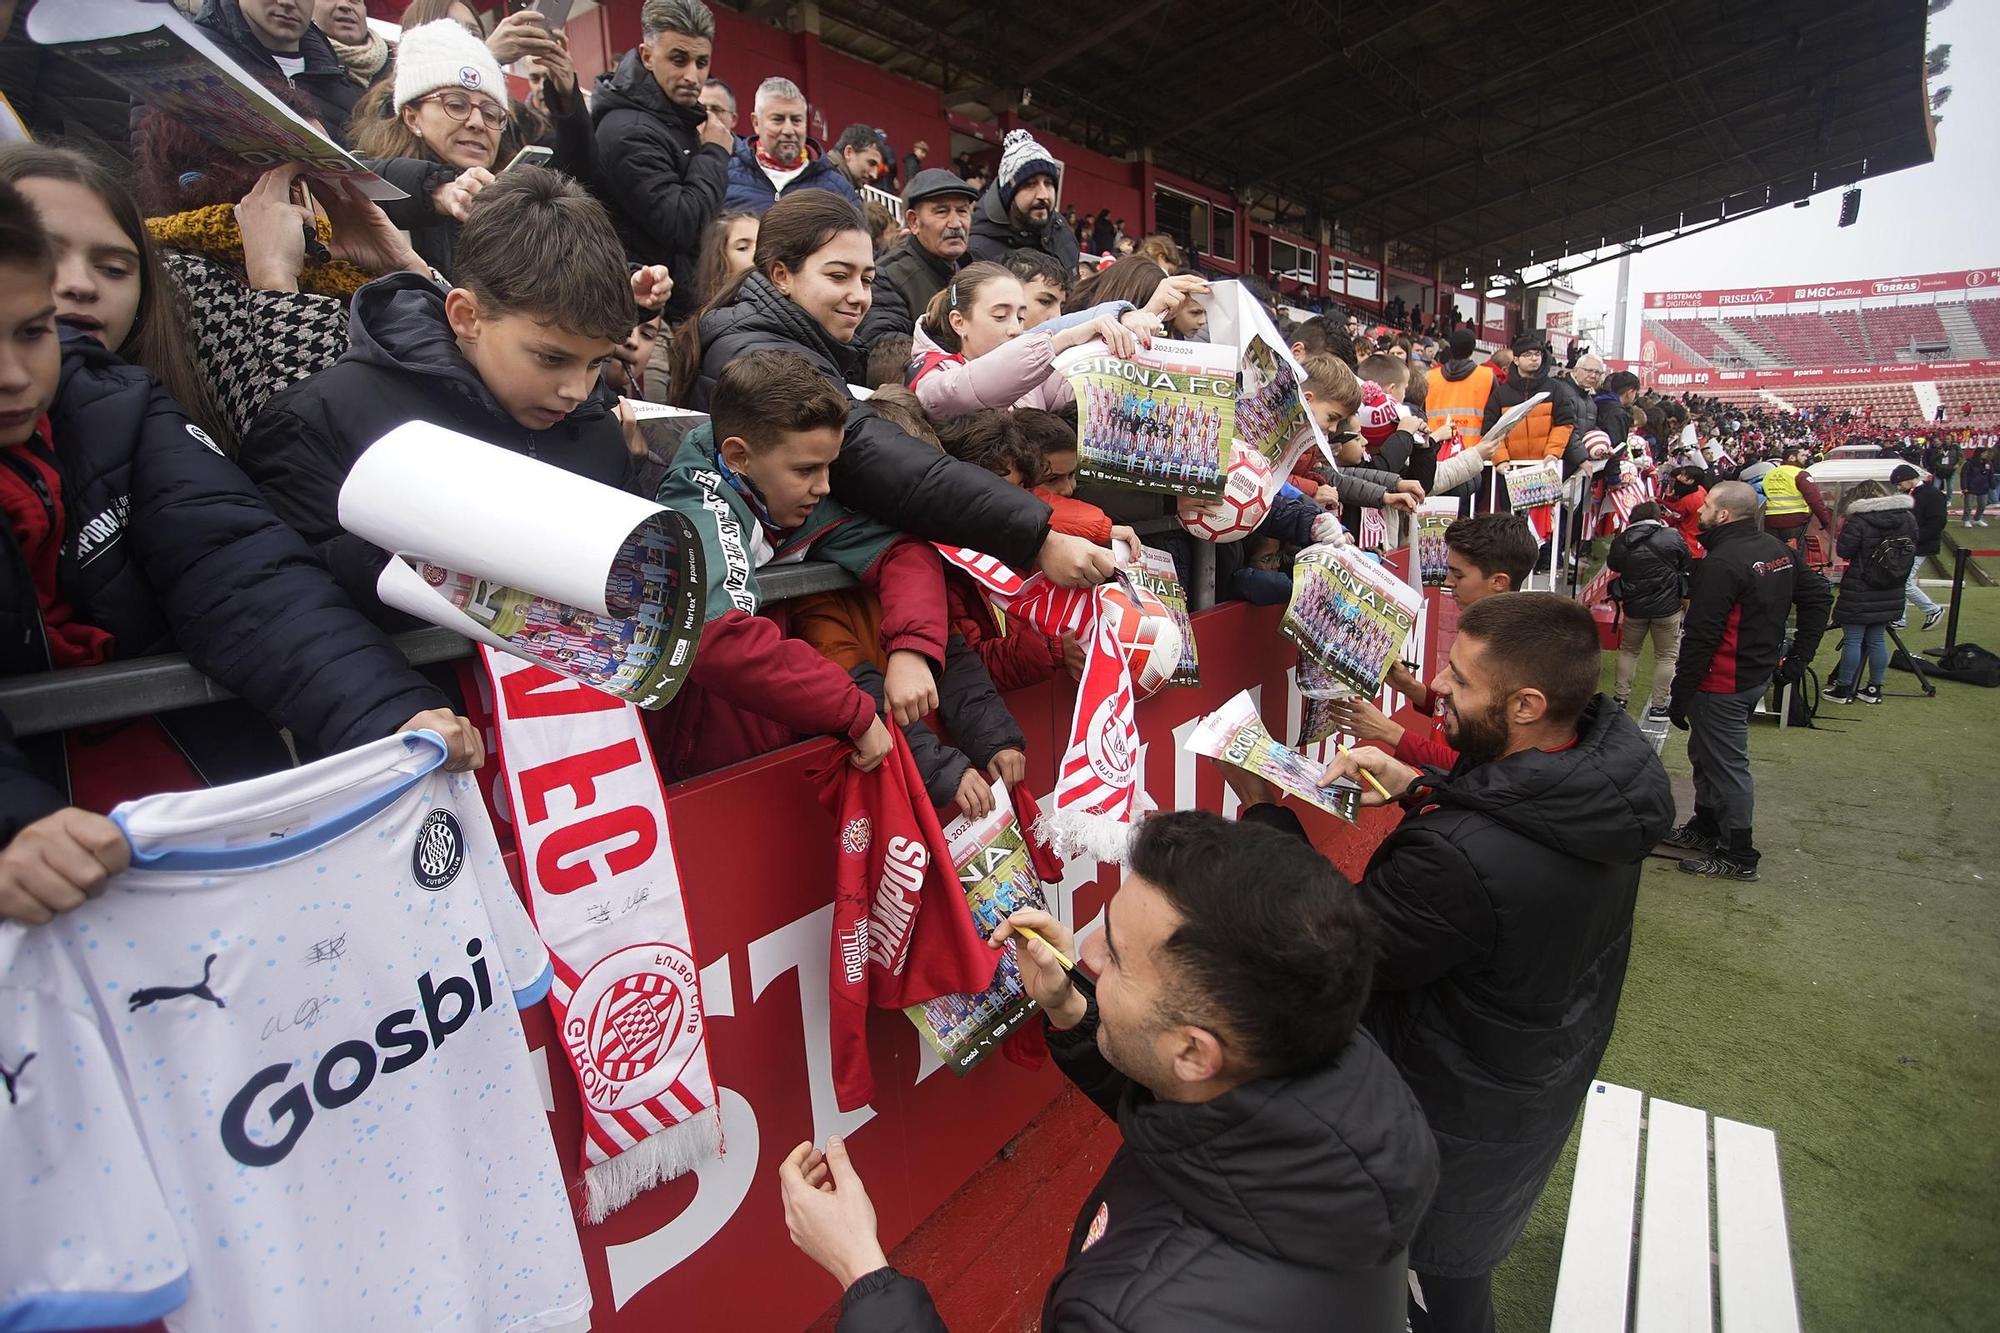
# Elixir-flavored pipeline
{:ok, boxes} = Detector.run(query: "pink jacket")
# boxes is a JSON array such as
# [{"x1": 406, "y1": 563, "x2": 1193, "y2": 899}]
[{"x1": 908, "y1": 320, "x2": 1076, "y2": 417}]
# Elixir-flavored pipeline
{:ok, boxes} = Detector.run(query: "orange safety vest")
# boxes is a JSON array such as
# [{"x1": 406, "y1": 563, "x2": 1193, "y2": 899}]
[{"x1": 1427, "y1": 364, "x2": 1495, "y2": 452}]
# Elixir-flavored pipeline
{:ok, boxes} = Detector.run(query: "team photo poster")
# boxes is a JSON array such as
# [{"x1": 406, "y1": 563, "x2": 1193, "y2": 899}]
[
  {"x1": 1282, "y1": 545, "x2": 1422, "y2": 697},
  {"x1": 1068, "y1": 338, "x2": 1237, "y2": 498},
  {"x1": 905, "y1": 785, "x2": 1048, "y2": 1075}
]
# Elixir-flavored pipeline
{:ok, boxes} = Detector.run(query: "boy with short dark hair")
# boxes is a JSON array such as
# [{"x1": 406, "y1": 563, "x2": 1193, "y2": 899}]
[
  {"x1": 1013, "y1": 406, "x2": 1135, "y2": 550},
  {"x1": 656, "y1": 348, "x2": 961, "y2": 780},
  {"x1": 245, "y1": 167, "x2": 648, "y2": 625},
  {"x1": 1002, "y1": 247, "x2": 1068, "y2": 328}
]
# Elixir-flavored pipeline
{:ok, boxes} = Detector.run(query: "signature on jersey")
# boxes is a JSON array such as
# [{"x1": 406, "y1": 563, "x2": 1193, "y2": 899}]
[{"x1": 261, "y1": 995, "x2": 337, "y2": 1042}]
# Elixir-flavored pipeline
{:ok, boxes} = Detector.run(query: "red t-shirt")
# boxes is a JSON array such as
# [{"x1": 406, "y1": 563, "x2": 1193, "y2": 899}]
[{"x1": 0, "y1": 421, "x2": 112, "y2": 668}]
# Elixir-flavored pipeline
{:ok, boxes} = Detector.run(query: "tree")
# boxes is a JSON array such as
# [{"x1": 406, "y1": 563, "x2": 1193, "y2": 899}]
[
  {"x1": 1924, "y1": 42, "x2": 1951, "y2": 77},
  {"x1": 1930, "y1": 86, "x2": 1952, "y2": 111}
]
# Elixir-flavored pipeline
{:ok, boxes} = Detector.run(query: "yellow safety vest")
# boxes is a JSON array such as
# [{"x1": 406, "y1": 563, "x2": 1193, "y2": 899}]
[{"x1": 1762, "y1": 464, "x2": 1810, "y2": 518}]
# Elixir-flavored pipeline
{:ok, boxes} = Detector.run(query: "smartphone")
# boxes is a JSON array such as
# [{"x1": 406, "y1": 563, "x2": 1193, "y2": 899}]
[
  {"x1": 504, "y1": 145, "x2": 555, "y2": 173},
  {"x1": 511, "y1": 0, "x2": 573, "y2": 28}
]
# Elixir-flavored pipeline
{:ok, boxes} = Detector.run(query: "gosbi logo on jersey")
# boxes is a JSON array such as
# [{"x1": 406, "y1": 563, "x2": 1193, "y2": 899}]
[
  {"x1": 221, "y1": 939, "x2": 496, "y2": 1167},
  {"x1": 866, "y1": 837, "x2": 927, "y2": 976},
  {"x1": 413, "y1": 808, "x2": 464, "y2": 889},
  {"x1": 564, "y1": 942, "x2": 704, "y2": 1111}
]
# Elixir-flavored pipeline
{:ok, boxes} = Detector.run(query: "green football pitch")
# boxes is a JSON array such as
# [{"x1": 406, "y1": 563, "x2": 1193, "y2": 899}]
[{"x1": 1495, "y1": 579, "x2": 2000, "y2": 1331}]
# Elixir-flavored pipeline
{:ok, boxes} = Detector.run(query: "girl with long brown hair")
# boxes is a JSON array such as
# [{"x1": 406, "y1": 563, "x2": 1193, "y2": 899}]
[{"x1": 666, "y1": 191, "x2": 1113, "y2": 588}]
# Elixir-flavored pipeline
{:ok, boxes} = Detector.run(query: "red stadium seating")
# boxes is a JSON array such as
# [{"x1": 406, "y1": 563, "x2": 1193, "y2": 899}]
[
  {"x1": 1861, "y1": 305, "x2": 1947, "y2": 357},
  {"x1": 1969, "y1": 299, "x2": 2000, "y2": 354}
]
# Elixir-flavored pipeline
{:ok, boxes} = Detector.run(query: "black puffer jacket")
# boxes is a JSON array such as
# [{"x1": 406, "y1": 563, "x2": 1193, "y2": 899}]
[
  {"x1": 0, "y1": 337, "x2": 445, "y2": 841},
  {"x1": 836, "y1": 1002, "x2": 1438, "y2": 1331},
  {"x1": 192, "y1": 0, "x2": 360, "y2": 146},
  {"x1": 1606, "y1": 518, "x2": 1691, "y2": 620},
  {"x1": 1360, "y1": 698, "x2": 1674, "y2": 1277},
  {"x1": 967, "y1": 181, "x2": 1080, "y2": 274},
  {"x1": 242, "y1": 273, "x2": 632, "y2": 627},
  {"x1": 0, "y1": 2, "x2": 133, "y2": 161},
  {"x1": 1911, "y1": 480, "x2": 1948, "y2": 556},
  {"x1": 688, "y1": 273, "x2": 1052, "y2": 569},
  {"x1": 589, "y1": 50, "x2": 730, "y2": 322},
  {"x1": 1833, "y1": 492, "x2": 1918, "y2": 627}
]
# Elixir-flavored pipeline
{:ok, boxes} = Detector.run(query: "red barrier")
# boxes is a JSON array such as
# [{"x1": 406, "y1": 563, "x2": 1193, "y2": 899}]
[
  {"x1": 90, "y1": 574, "x2": 1453, "y2": 1333},
  {"x1": 530, "y1": 591, "x2": 1442, "y2": 1331}
]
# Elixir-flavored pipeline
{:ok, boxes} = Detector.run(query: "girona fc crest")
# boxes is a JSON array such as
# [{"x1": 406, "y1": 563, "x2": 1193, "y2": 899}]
[
  {"x1": 564, "y1": 943, "x2": 704, "y2": 1111},
  {"x1": 840, "y1": 816, "x2": 872, "y2": 855},
  {"x1": 1083, "y1": 692, "x2": 1135, "y2": 787}
]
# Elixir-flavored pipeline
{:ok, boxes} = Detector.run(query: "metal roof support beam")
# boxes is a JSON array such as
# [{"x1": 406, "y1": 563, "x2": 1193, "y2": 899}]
[
  {"x1": 1328, "y1": 0, "x2": 1878, "y2": 217},
  {"x1": 953, "y1": 0, "x2": 1173, "y2": 102}
]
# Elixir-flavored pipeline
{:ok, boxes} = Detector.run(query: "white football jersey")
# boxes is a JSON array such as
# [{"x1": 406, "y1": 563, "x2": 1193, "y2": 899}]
[{"x1": 0, "y1": 732, "x2": 589, "y2": 1333}]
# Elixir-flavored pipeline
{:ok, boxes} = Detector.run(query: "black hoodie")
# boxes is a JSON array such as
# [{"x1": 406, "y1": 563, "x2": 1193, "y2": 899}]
[
  {"x1": 191, "y1": 0, "x2": 360, "y2": 146},
  {"x1": 243, "y1": 273, "x2": 631, "y2": 627},
  {"x1": 1359, "y1": 697, "x2": 1675, "y2": 1277},
  {"x1": 834, "y1": 1006, "x2": 1439, "y2": 1332},
  {"x1": 589, "y1": 50, "x2": 730, "y2": 322}
]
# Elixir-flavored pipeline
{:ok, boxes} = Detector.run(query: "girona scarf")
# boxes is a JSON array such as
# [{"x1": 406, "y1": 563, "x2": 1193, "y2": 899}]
[
  {"x1": 934, "y1": 546, "x2": 1150, "y2": 863},
  {"x1": 476, "y1": 649, "x2": 721, "y2": 1223},
  {"x1": 146, "y1": 205, "x2": 371, "y2": 298}
]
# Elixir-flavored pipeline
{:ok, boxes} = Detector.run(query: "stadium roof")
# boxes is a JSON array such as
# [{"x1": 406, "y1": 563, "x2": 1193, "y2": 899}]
[{"x1": 809, "y1": 0, "x2": 1937, "y2": 285}]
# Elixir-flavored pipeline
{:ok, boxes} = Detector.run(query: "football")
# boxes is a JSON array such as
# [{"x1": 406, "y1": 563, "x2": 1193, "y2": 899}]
[
  {"x1": 1177, "y1": 448, "x2": 1276, "y2": 544},
  {"x1": 1101, "y1": 581, "x2": 1183, "y2": 698}
]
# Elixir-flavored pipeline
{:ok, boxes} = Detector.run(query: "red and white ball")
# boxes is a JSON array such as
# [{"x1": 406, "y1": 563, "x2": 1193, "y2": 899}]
[
  {"x1": 1177, "y1": 448, "x2": 1277, "y2": 544},
  {"x1": 1102, "y1": 582, "x2": 1183, "y2": 698}
]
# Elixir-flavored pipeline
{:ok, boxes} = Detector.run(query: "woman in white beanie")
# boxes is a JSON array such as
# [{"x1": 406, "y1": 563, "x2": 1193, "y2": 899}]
[{"x1": 349, "y1": 16, "x2": 592, "y2": 276}]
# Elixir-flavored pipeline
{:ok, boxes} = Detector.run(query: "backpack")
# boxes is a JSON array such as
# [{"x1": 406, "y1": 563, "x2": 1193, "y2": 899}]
[
  {"x1": 1858, "y1": 531, "x2": 1916, "y2": 588},
  {"x1": 1896, "y1": 641, "x2": 2000, "y2": 688}
]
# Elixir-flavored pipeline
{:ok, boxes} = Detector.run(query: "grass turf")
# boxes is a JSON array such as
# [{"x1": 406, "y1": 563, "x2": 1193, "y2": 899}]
[{"x1": 1492, "y1": 581, "x2": 2000, "y2": 1332}]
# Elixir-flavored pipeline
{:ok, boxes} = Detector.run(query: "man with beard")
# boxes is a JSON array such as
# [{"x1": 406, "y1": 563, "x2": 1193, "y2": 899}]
[
  {"x1": 966, "y1": 127, "x2": 1080, "y2": 275},
  {"x1": 590, "y1": 0, "x2": 733, "y2": 322},
  {"x1": 723, "y1": 77, "x2": 860, "y2": 214},
  {"x1": 1663, "y1": 481, "x2": 1831, "y2": 880},
  {"x1": 1326, "y1": 593, "x2": 1674, "y2": 1333},
  {"x1": 777, "y1": 811, "x2": 1441, "y2": 1332},
  {"x1": 856, "y1": 168, "x2": 977, "y2": 348}
]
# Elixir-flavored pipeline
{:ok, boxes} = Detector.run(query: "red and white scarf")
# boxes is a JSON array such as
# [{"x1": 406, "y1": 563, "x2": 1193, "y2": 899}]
[
  {"x1": 481, "y1": 648, "x2": 721, "y2": 1223},
  {"x1": 935, "y1": 546, "x2": 1150, "y2": 862}
]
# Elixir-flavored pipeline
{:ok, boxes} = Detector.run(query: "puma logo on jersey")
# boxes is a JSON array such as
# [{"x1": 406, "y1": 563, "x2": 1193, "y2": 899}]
[
  {"x1": 128, "y1": 953, "x2": 225, "y2": 1012},
  {"x1": 0, "y1": 1051, "x2": 33, "y2": 1104},
  {"x1": 221, "y1": 938, "x2": 495, "y2": 1167}
]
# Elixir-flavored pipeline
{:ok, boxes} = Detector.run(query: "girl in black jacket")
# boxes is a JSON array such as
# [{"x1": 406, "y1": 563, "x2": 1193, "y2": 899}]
[
  {"x1": 0, "y1": 184, "x2": 475, "y2": 924},
  {"x1": 666, "y1": 191, "x2": 1111, "y2": 587},
  {"x1": 1826, "y1": 480, "x2": 1918, "y2": 704}
]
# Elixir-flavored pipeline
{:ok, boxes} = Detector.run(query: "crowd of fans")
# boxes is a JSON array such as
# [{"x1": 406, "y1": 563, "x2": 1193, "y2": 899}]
[{"x1": 0, "y1": 1, "x2": 1962, "y2": 1329}]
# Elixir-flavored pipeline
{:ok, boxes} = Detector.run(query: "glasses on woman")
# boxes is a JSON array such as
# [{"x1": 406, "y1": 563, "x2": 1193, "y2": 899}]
[{"x1": 419, "y1": 91, "x2": 507, "y2": 129}]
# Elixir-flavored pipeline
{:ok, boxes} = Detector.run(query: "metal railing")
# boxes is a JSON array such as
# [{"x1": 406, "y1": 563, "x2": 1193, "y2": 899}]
[{"x1": 0, "y1": 520, "x2": 1213, "y2": 738}]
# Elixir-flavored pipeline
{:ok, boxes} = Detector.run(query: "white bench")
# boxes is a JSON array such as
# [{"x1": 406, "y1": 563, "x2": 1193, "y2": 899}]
[{"x1": 1549, "y1": 1081, "x2": 1802, "y2": 1333}]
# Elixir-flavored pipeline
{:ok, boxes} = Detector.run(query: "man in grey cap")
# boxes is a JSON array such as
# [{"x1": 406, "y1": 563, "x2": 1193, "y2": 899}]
[{"x1": 856, "y1": 167, "x2": 977, "y2": 348}]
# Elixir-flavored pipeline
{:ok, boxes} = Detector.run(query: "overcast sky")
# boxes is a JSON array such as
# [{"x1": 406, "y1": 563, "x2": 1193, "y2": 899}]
[{"x1": 1560, "y1": 1, "x2": 1993, "y2": 357}]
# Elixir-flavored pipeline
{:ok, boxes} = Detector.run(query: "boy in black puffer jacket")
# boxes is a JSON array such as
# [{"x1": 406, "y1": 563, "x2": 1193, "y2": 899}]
[
  {"x1": 1607, "y1": 501, "x2": 1692, "y2": 717},
  {"x1": 0, "y1": 184, "x2": 476, "y2": 926},
  {"x1": 245, "y1": 169, "x2": 644, "y2": 629},
  {"x1": 1825, "y1": 480, "x2": 1919, "y2": 705}
]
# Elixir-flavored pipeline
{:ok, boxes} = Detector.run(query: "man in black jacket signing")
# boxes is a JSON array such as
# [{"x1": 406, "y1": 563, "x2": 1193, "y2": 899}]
[
  {"x1": 779, "y1": 810, "x2": 1440, "y2": 1333},
  {"x1": 1664, "y1": 480, "x2": 1832, "y2": 880},
  {"x1": 1328, "y1": 593, "x2": 1675, "y2": 1333},
  {"x1": 589, "y1": 0, "x2": 734, "y2": 322}
]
